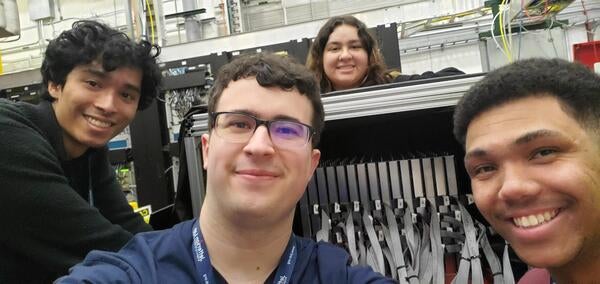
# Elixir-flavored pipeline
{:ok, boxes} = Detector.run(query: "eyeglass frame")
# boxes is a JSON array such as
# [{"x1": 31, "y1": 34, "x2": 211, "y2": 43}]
[{"x1": 209, "y1": 111, "x2": 316, "y2": 148}]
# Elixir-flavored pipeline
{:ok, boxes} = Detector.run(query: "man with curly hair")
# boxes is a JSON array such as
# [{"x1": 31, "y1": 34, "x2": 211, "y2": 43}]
[
  {"x1": 453, "y1": 58, "x2": 600, "y2": 283},
  {"x1": 0, "y1": 20, "x2": 161, "y2": 282}
]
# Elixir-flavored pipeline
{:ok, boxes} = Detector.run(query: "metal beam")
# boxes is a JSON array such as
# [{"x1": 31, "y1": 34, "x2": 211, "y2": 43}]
[
  {"x1": 0, "y1": 69, "x2": 42, "y2": 89},
  {"x1": 186, "y1": 74, "x2": 484, "y2": 136}
]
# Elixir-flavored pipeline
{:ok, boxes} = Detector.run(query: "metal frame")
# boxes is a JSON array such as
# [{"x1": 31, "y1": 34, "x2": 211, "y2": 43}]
[
  {"x1": 183, "y1": 135, "x2": 205, "y2": 217},
  {"x1": 130, "y1": 100, "x2": 174, "y2": 210},
  {"x1": 184, "y1": 74, "x2": 484, "y2": 217}
]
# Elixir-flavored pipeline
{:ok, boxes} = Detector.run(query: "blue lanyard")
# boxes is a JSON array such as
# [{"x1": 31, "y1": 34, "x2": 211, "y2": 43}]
[{"x1": 192, "y1": 221, "x2": 298, "y2": 284}]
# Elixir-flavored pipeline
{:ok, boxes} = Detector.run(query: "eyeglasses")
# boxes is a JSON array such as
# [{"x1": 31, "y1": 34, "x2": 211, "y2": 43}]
[{"x1": 210, "y1": 112, "x2": 315, "y2": 148}]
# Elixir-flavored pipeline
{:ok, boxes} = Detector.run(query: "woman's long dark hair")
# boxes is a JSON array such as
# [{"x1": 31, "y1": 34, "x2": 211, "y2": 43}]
[{"x1": 306, "y1": 15, "x2": 391, "y2": 93}]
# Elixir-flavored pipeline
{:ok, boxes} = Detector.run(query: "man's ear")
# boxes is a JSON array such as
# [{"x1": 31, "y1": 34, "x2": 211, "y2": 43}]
[
  {"x1": 47, "y1": 81, "x2": 62, "y2": 99},
  {"x1": 310, "y1": 149, "x2": 321, "y2": 175},
  {"x1": 201, "y1": 133, "x2": 210, "y2": 170}
]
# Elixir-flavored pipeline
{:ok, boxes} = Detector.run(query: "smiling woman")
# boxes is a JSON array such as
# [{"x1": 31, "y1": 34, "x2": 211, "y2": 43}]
[
  {"x1": 306, "y1": 15, "x2": 392, "y2": 93},
  {"x1": 306, "y1": 15, "x2": 465, "y2": 93}
]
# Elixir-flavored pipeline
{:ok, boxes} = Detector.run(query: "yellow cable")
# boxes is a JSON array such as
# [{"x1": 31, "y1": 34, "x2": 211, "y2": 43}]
[
  {"x1": 499, "y1": 1, "x2": 505, "y2": 53},
  {"x1": 499, "y1": 0, "x2": 513, "y2": 62},
  {"x1": 499, "y1": 0, "x2": 508, "y2": 61},
  {"x1": 144, "y1": 0, "x2": 156, "y2": 45},
  {"x1": 506, "y1": 0, "x2": 514, "y2": 61}
]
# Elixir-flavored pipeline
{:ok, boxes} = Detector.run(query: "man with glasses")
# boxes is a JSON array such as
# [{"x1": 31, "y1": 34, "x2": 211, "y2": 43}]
[{"x1": 57, "y1": 53, "x2": 393, "y2": 283}]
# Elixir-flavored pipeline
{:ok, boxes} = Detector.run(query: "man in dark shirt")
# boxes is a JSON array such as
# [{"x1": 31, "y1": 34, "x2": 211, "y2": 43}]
[{"x1": 0, "y1": 20, "x2": 161, "y2": 282}]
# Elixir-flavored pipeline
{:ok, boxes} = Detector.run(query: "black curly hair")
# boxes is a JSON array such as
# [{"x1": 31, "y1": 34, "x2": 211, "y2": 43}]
[
  {"x1": 207, "y1": 52, "x2": 324, "y2": 147},
  {"x1": 453, "y1": 58, "x2": 600, "y2": 146},
  {"x1": 40, "y1": 20, "x2": 162, "y2": 110}
]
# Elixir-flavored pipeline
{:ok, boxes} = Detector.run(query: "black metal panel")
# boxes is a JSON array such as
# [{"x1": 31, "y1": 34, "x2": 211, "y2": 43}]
[
  {"x1": 161, "y1": 67, "x2": 208, "y2": 90},
  {"x1": 129, "y1": 100, "x2": 174, "y2": 210},
  {"x1": 108, "y1": 148, "x2": 132, "y2": 164},
  {"x1": 0, "y1": 83, "x2": 42, "y2": 104},
  {"x1": 374, "y1": 23, "x2": 401, "y2": 70},
  {"x1": 232, "y1": 38, "x2": 312, "y2": 65},
  {"x1": 289, "y1": 38, "x2": 312, "y2": 64},
  {"x1": 160, "y1": 52, "x2": 231, "y2": 84}
]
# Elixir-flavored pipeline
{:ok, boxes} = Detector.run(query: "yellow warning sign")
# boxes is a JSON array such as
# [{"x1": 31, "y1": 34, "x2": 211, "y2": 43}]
[{"x1": 134, "y1": 205, "x2": 152, "y2": 224}]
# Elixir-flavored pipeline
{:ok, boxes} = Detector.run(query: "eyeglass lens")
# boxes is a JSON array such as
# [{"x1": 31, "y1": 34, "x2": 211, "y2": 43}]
[{"x1": 215, "y1": 113, "x2": 309, "y2": 147}]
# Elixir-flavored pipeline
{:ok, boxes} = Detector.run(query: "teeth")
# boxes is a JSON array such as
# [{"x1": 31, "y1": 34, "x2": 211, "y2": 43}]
[
  {"x1": 513, "y1": 209, "x2": 558, "y2": 228},
  {"x1": 528, "y1": 215, "x2": 538, "y2": 226},
  {"x1": 536, "y1": 214, "x2": 544, "y2": 223},
  {"x1": 514, "y1": 218, "x2": 522, "y2": 227},
  {"x1": 86, "y1": 116, "x2": 111, "y2": 128}
]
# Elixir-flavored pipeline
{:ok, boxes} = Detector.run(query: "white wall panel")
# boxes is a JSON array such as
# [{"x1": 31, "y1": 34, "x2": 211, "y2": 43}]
[
  {"x1": 400, "y1": 43, "x2": 483, "y2": 75},
  {"x1": 2, "y1": 0, "x2": 599, "y2": 76},
  {"x1": 483, "y1": 28, "x2": 570, "y2": 71},
  {"x1": 1, "y1": 0, "x2": 128, "y2": 72}
]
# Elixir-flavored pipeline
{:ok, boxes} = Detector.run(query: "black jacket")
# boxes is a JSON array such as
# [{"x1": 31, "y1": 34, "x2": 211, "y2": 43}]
[{"x1": 0, "y1": 99, "x2": 152, "y2": 283}]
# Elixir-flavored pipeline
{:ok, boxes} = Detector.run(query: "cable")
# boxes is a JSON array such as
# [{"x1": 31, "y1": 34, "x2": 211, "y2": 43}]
[
  {"x1": 491, "y1": 4, "x2": 511, "y2": 62},
  {"x1": 499, "y1": 0, "x2": 513, "y2": 62},
  {"x1": 523, "y1": 0, "x2": 546, "y2": 22},
  {"x1": 56, "y1": 0, "x2": 64, "y2": 20},
  {"x1": 156, "y1": 94, "x2": 166, "y2": 103},
  {"x1": 517, "y1": 20, "x2": 524, "y2": 60},
  {"x1": 491, "y1": 10, "x2": 506, "y2": 58},
  {"x1": 547, "y1": 16, "x2": 560, "y2": 57},
  {"x1": 542, "y1": 0, "x2": 550, "y2": 17},
  {"x1": 508, "y1": 1, "x2": 515, "y2": 59},
  {"x1": 144, "y1": 0, "x2": 156, "y2": 44},
  {"x1": 113, "y1": 0, "x2": 118, "y2": 27},
  {"x1": 581, "y1": 0, "x2": 594, "y2": 42}
]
